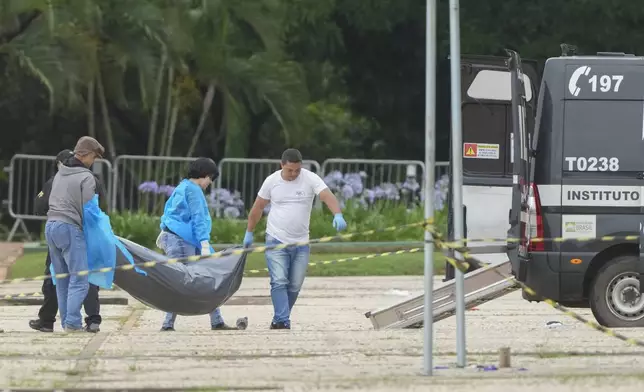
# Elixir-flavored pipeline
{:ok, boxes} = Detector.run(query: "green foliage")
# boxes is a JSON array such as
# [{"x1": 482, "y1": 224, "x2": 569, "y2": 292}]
[
  {"x1": 108, "y1": 203, "x2": 447, "y2": 248},
  {"x1": 6, "y1": 0, "x2": 644, "y2": 167},
  {"x1": 307, "y1": 200, "x2": 445, "y2": 242},
  {"x1": 295, "y1": 100, "x2": 374, "y2": 160},
  {"x1": 0, "y1": 0, "x2": 315, "y2": 162},
  {"x1": 108, "y1": 211, "x2": 162, "y2": 249}
]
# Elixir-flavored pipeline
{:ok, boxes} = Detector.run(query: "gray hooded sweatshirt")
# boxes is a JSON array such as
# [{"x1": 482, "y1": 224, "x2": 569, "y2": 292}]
[{"x1": 47, "y1": 164, "x2": 97, "y2": 228}]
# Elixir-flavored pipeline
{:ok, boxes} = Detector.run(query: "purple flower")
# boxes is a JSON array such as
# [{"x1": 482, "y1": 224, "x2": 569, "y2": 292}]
[
  {"x1": 363, "y1": 189, "x2": 375, "y2": 204},
  {"x1": 402, "y1": 179, "x2": 421, "y2": 193},
  {"x1": 212, "y1": 188, "x2": 232, "y2": 201},
  {"x1": 157, "y1": 185, "x2": 176, "y2": 197},
  {"x1": 209, "y1": 188, "x2": 232, "y2": 208},
  {"x1": 323, "y1": 171, "x2": 344, "y2": 192},
  {"x1": 418, "y1": 174, "x2": 449, "y2": 210},
  {"x1": 341, "y1": 184, "x2": 354, "y2": 200},
  {"x1": 373, "y1": 186, "x2": 386, "y2": 200},
  {"x1": 233, "y1": 198, "x2": 244, "y2": 209},
  {"x1": 138, "y1": 181, "x2": 159, "y2": 193},
  {"x1": 223, "y1": 206, "x2": 241, "y2": 219},
  {"x1": 379, "y1": 183, "x2": 400, "y2": 201},
  {"x1": 207, "y1": 188, "x2": 245, "y2": 217},
  {"x1": 434, "y1": 174, "x2": 450, "y2": 210},
  {"x1": 344, "y1": 173, "x2": 364, "y2": 194}
]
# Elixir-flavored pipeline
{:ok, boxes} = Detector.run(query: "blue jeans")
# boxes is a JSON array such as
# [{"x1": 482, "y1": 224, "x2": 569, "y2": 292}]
[
  {"x1": 265, "y1": 234, "x2": 310, "y2": 326},
  {"x1": 159, "y1": 232, "x2": 225, "y2": 328},
  {"x1": 44, "y1": 221, "x2": 89, "y2": 330}
]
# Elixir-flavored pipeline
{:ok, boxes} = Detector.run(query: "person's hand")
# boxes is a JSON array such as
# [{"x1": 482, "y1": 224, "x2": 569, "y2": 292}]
[
  {"x1": 243, "y1": 231, "x2": 254, "y2": 248},
  {"x1": 332, "y1": 213, "x2": 347, "y2": 231},
  {"x1": 155, "y1": 232, "x2": 165, "y2": 250},
  {"x1": 200, "y1": 241, "x2": 212, "y2": 256}
]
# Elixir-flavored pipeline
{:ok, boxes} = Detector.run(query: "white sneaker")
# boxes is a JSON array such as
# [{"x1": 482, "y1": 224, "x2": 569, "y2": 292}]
[{"x1": 63, "y1": 326, "x2": 83, "y2": 333}]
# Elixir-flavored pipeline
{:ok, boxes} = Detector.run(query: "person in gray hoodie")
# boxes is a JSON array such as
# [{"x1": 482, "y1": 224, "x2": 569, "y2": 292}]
[
  {"x1": 30, "y1": 149, "x2": 106, "y2": 333},
  {"x1": 45, "y1": 136, "x2": 105, "y2": 333}
]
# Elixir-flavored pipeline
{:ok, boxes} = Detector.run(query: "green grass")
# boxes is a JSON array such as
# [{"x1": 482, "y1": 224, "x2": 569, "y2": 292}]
[{"x1": 8, "y1": 251, "x2": 446, "y2": 280}]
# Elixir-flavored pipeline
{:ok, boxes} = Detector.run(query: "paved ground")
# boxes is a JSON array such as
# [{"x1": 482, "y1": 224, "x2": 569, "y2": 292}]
[{"x1": 1, "y1": 275, "x2": 644, "y2": 391}]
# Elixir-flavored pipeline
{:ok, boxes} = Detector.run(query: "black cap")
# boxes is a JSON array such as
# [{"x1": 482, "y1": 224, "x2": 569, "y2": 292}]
[{"x1": 56, "y1": 149, "x2": 73, "y2": 164}]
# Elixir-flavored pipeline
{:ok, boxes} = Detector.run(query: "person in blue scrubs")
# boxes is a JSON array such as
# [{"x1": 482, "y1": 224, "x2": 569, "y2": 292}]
[{"x1": 156, "y1": 158, "x2": 236, "y2": 331}]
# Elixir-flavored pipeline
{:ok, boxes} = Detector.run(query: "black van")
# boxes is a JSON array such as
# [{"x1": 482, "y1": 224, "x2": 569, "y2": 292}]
[
  {"x1": 509, "y1": 50, "x2": 644, "y2": 328},
  {"x1": 447, "y1": 48, "x2": 644, "y2": 328}
]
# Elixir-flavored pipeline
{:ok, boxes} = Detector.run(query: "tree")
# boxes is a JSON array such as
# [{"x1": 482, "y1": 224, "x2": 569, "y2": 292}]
[
  {"x1": 5, "y1": 0, "x2": 644, "y2": 168},
  {"x1": 175, "y1": 0, "x2": 311, "y2": 158}
]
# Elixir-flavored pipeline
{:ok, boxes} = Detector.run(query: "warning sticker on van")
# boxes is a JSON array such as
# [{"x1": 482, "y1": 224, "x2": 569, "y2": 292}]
[{"x1": 463, "y1": 143, "x2": 500, "y2": 159}]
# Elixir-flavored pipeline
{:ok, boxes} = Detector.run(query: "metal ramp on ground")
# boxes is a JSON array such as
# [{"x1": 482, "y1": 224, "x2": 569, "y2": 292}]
[{"x1": 364, "y1": 260, "x2": 518, "y2": 330}]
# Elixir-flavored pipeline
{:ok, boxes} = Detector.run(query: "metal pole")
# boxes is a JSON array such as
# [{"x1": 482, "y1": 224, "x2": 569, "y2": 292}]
[
  {"x1": 423, "y1": 0, "x2": 437, "y2": 377},
  {"x1": 449, "y1": 0, "x2": 466, "y2": 367}
]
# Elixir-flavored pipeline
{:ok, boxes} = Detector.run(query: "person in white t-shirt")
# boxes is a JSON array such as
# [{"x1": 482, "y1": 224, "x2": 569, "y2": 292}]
[{"x1": 243, "y1": 148, "x2": 347, "y2": 329}]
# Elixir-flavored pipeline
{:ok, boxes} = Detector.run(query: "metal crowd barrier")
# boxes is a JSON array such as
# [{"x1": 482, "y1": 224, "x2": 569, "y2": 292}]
[
  {"x1": 321, "y1": 158, "x2": 427, "y2": 188},
  {"x1": 435, "y1": 161, "x2": 449, "y2": 179},
  {"x1": 1, "y1": 154, "x2": 452, "y2": 241},
  {"x1": 320, "y1": 158, "x2": 425, "y2": 207},
  {"x1": 2, "y1": 154, "x2": 112, "y2": 241},
  {"x1": 110, "y1": 155, "x2": 198, "y2": 213}
]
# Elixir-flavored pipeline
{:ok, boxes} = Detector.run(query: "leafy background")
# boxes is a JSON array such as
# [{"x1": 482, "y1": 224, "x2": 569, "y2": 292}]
[{"x1": 1, "y1": 0, "x2": 641, "y2": 237}]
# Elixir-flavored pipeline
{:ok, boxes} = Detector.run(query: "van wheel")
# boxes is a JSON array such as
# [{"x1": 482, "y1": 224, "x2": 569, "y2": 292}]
[{"x1": 589, "y1": 255, "x2": 644, "y2": 328}]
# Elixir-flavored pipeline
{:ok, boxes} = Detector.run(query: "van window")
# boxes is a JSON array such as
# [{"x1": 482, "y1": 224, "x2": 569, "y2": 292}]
[
  {"x1": 462, "y1": 103, "x2": 508, "y2": 176},
  {"x1": 562, "y1": 100, "x2": 642, "y2": 173},
  {"x1": 467, "y1": 70, "x2": 533, "y2": 102}
]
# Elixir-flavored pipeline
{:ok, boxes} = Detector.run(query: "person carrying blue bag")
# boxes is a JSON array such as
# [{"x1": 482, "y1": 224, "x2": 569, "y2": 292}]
[
  {"x1": 156, "y1": 157, "x2": 237, "y2": 331},
  {"x1": 82, "y1": 194, "x2": 141, "y2": 288},
  {"x1": 45, "y1": 137, "x2": 107, "y2": 333},
  {"x1": 29, "y1": 149, "x2": 106, "y2": 333}
]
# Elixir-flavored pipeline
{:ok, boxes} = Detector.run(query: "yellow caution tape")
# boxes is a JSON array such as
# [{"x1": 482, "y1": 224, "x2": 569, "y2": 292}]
[
  {"x1": 437, "y1": 234, "x2": 640, "y2": 250},
  {"x1": 1, "y1": 246, "x2": 492, "y2": 300},
  {"x1": 244, "y1": 248, "x2": 424, "y2": 275},
  {"x1": 1, "y1": 292, "x2": 42, "y2": 300},
  {"x1": 0, "y1": 220, "x2": 433, "y2": 286}
]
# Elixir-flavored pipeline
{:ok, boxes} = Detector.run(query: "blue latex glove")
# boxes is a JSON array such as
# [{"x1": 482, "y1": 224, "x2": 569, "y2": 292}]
[
  {"x1": 332, "y1": 213, "x2": 347, "y2": 231},
  {"x1": 200, "y1": 240, "x2": 213, "y2": 256},
  {"x1": 243, "y1": 231, "x2": 254, "y2": 248}
]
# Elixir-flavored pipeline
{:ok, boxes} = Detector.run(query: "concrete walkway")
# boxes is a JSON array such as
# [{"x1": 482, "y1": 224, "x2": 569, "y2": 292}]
[{"x1": 1, "y1": 275, "x2": 644, "y2": 391}]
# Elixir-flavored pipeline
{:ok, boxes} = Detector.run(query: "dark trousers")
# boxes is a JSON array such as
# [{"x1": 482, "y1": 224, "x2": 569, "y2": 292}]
[{"x1": 38, "y1": 252, "x2": 102, "y2": 327}]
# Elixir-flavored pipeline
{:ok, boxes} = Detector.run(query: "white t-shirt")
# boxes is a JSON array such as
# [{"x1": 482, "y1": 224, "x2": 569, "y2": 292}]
[{"x1": 257, "y1": 168, "x2": 328, "y2": 243}]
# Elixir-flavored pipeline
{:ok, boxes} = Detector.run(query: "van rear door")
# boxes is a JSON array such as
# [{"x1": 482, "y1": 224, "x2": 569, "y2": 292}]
[
  {"x1": 506, "y1": 50, "x2": 532, "y2": 277},
  {"x1": 457, "y1": 53, "x2": 538, "y2": 269}
]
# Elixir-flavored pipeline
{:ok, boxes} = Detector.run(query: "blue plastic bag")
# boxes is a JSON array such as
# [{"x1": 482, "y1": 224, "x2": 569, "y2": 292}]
[
  {"x1": 50, "y1": 195, "x2": 145, "y2": 287},
  {"x1": 83, "y1": 195, "x2": 117, "y2": 288}
]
